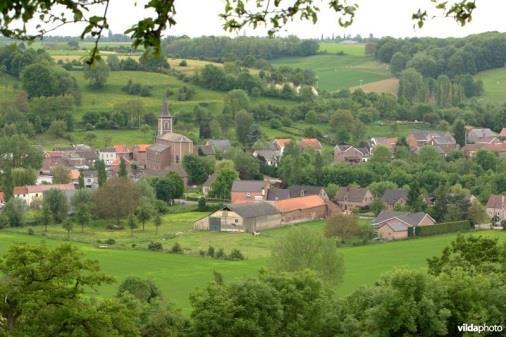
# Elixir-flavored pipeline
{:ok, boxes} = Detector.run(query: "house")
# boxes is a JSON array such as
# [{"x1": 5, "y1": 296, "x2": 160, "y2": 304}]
[
  {"x1": 13, "y1": 184, "x2": 75, "y2": 207},
  {"x1": 78, "y1": 170, "x2": 99, "y2": 188},
  {"x1": 382, "y1": 189, "x2": 408, "y2": 210},
  {"x1": 273, "y1": 138, "x2": 292, "y2": 154},
  {"x1": 266, "y1": 187, "x2": 291, "y2": 201},
  {"x1": 334, "y1": 145, "x2": 368, "y2": 163},
  {"x1": 206, "y1": 139, "x2": 232, "y2": 154},
  {"x1": 99, "y1": 148, "x2": 116, "y2": 166},
  {"x1": 369, "y1": 137, "x2": 397, "y2": 153},
  {"x1": 373, "y1": 211, "x2": 436, "y2": 240},
  {"x1": 274, "y1": 195, "x2": 328, "y2": 225},
  {"x1": 266, "y1": 185, "x2": 328, "y2": 201},
  {"x1": 133, "y1": 144, "x2": 151, "y2": 169},
  {"x1": 193, "y1": 202, "x2": 281, "y2": 232},
  {"x1": 298, "y1": 138, "x2": 322, "y2": 151},
  {"x1": 230, "y1": 180, "x2": 269, "y2": 204},
  {"x1": 146, "y1": 96, "x2": 194, "y2": 172},
  {"x1": 466, "y1": 127, "x2": 498, "y2": 144},
  {"x1": 202, "y1": 174, "x2": 216, "y2": 197},
  {"x1": 114, "y1": 144, "x2": 132, "y2": 160},
  {"x1": 197, "y1": 144, "x2": 216, "y2": 156},
  {"x1": 486, "y1": 195, "x2": 506, "y2": 222},
  {"x1": 407, "y1": 130, "x2": 457, "y2": 155},
  {"x1": 463, "y1": 143, "x2": 506, "y2": 158},
  {"x1": 253, "y1": 149, "x2": 281, "y2": 167},
  {"x1": 334, "y1": 187, "x2": 373, "y2": 212}
]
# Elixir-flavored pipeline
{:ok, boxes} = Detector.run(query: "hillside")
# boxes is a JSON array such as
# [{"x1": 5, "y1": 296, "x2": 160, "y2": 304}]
[
  {"x1": 271, "y1": 43, "x2": 391, "y2": 91},
  {"x1": 475, "y1": 67, "x2": 506, "y2": 103}
]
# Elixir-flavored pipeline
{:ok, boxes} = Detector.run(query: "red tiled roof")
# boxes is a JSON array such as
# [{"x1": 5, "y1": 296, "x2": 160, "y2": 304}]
[
  {"x1": 113, "y1": 144, "x2": 130, "y2": 153},
  {"x1": 500, "y1": 128, "x2": 506, "y2": 138},
  {"x1": 273, "y1": 139, "x2": 292, "y2": 150},
  {"x1": 135, "y1": 144, "x2": 151, "y2": 152},
  {"x1": 0, "y1": 192, "x2": 5, "y2": 203},
  {"x1": 45, "y1": 151, "x2": 64, "y2": 158},
  {"x1": 69, "y1": 169, "x2": 80, "y2": 180},
  {"x1": 298, "y1": 138, "x2": 322, "y2": 150},
  {"x1": 13, "y1": 184, "x2": 75, "y2": 195},
  {"x1": 273, "y1": 195, "x2": 326, "y2": 213}
]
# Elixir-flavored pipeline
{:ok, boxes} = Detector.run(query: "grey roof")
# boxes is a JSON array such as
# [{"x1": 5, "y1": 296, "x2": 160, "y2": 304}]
[
  {"x1": 335, "y1": 187, "x2": 370, "y2": 203},
  {"x1": 158, "y1": 132, "x2": 192, "y2": 143},
  {"x1": 197, "y1": 144, "x2": 215, "y2": 156},
  {"x1": 382, "y1": 189, "x2": 408, "y2": 205},
  {"x1": 373, "y1": 211, "x2": 431, "y2": 227},
  {"x1": 411, "y1": 130, "x2": 456, "y2": 145},
  {"x1": 207, "y1": 139, "x2": 231, "y2": 152},
  {"x1": 148, "y1": 143, "x2": 170, "y2": 152},
  {"x1": 231, "y1": 180, "x2": 265, "y2": 193},
  {"x1": 468, "y1": 128, "x2": 497, "y2": 139},
  {"x1": 288, "y1": 185, "x2": 324, "y2": 198},
  {"x1": 386, "y1": 222, "x2": 409, "y2": 232},
  {"x1": 266, "y1": 187, "x2": 291, "y2": 201},
  {"x1": 224, "y1": 202, "x2": 279, "y2": 218},
  {"x1": 255, "y1": 150, "x2": 280, "y2": 162}
]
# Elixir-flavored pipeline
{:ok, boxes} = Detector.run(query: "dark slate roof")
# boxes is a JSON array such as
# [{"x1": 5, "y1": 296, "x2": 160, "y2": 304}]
[
  {"x1": 197, "y1": 145, "x2": 216, "y2": 156},
  {"x1": 288, "y1": 185, "x2": 324, "y2": 198},
  {"x1": 373, "y1": 211, "x2": 431, "y2": 227},
  {"x1": 231, "y1": 180, "x2": 265, "y2": 193},
  {"x1": 255, "y1": 150, "x2": 280, "y2": 162},
  {"x1": 207, "y1": 139, "x2": 231, "y2": 153},
  {"x1": 335, "y1": 187, "x2": 369, "y2": 203},
  {"x1": 148, "y1": 143, "x2": 170, "y2": 152},
  {"x1": 266, "y1": 187, "x2": 291, "y2": 201},
  {"x1": 382, "y1": 189, "x2": 408, "y2": 205},
  {"x1": 224, "y1": 202, "x2": 279, "y2": 218}
]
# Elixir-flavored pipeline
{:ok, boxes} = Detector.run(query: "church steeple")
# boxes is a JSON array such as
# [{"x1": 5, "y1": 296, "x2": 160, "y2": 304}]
[{"x1": 157, "y1": 94, "x2": 173, "y2": 136}]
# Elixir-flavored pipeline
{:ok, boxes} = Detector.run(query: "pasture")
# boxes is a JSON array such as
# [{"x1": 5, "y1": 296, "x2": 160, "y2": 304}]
[
  {"x1": 271, "y1": 54, "x2": 391, "y2": 91},
  {"x1": 475, "y1": 67, "x2": 506, "y2": 103},
  {"x1": 319, "y1": 42, "x2": 366, "y2": 56}
]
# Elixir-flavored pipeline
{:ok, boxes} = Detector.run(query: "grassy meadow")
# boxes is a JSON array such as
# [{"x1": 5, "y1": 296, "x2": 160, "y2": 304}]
[{"x1": 475, "y1": 67, "x2": 506, "y2": 103}]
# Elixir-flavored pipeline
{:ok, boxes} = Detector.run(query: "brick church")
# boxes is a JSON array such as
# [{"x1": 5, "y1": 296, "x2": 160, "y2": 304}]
[{"x1": 146, "y1": 96, "x2": 194, "y2": 171}]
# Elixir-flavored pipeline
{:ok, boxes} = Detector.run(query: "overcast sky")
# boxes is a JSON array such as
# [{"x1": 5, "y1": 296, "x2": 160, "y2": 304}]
[{"x1": 49, "y1": 0, "x2": 505, "y2": 39}]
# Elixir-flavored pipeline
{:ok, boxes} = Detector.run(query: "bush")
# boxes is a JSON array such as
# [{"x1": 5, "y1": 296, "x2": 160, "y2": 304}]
[
  {"x1": 269, "y1": 118, "x2": 282, "y2": 129},
  {"x1": 501, "y1": 220, "x2": 506, "y2": 230},
  {"x1": 411, "y1": 220, "x2": 472, "y2": 237},
  {"x1": 179, "y1": 60, "x2": 188, "y2": 67},
  {"x1": 228, "y1": 249, "x2": 245, "y2": 260},
  {"x1": 199, "y1": 250, "x2": 206, "y2": 256},
  {"x1": 105, "y1": 238, "x2": 116, "y2": 245},
  {"x1": 148, "y1": 241, "x2": 163, "y2": 251},
  {"x1": 215, "y1": 248, "x2": 226, "y2": 259},
  {"x1": 27, "y1": 228, "x2": 34, "y2": 235},
  {"x1": 170, "y1": 242, "x2": 183, "y2": 254},
  {"x1": 207, "y1": 246, "x2": 215, "y2": 258},
  {"x1": 197, "y1": 197, "x2": 207, "y2": 211}
]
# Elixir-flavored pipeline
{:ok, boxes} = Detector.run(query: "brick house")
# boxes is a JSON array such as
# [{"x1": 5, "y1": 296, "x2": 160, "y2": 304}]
[
  {"x1": 99, "y1": 147, "x2": 116, "y2": 166},
  {"x1": 369, "y1": 137, "x2": 397, "y2": 153},
  {"x1": 463, "y1": 143, "x2": 506, "y2": 159},
  {"x1": 334, "y1": 187, "x2": 373, "y2": 212},
  {"x1": 407, "y1": 130, "x2": 457, "y2": 155},
  {"x1": 486, "y1": 195, "x2": 506, "y2": 222},
  {"x1": 374, "y1": 211, "x2": 436, "y2": 240},
  {"x1": 466, "y1": 128, "x2": 499, "y2": 144},
  {"x1": 133, "y1": 144, "x2": 150, "y2": 169},
  {"x1": 273, "y1": 138, "x2": 292, "y2": 154},
  {"x1": 13, "y1": 184, "x2": 75, "y2": 207},
  {"x1": 334, "y1": 145, "x2": 369, "y2": 163},
  {"x1": 382, "y1": 189, "x2": 408, "y2": 210},
  {"x1": 230, "y1": 180, "x2": 269, "y2": 204},
  {"x1": 298, "y1": 138, "x2": 322, "y2": 152}
]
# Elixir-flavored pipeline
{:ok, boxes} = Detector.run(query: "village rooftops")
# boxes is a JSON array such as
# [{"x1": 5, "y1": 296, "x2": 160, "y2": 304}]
[
  {"x1": 231, "y1": 180, "x2": 266, "y2": 193},
  {"x1": 373, "y1": 210, "x2": 434, "y2": 227},
  {"x1": 298, "y1": 138, "x2": 322, "y2": 151},
  {"x1": 486, "y1": 195, "x2": 506, "y2": 209},
  {"x1": 266, "y1": 187, "x2": 291, "y2": 201},
  {"x1": 135, "y1": 144, "x2": 151, "y2": 152},
  {"x1": 13, "y1": 183, "x2": 75, "y2": 195},
  {"x1": 335, "y1": 187, "x2": 370, "y2": 203},
  {"x1": 382, "y1": 189, "x2": 408, "y2": 205},
  {"x1": 147, "y1": 143, "x2": 170, "y2": 153},
  {"x1": 206, "y1": 139, "x2": 232, "y2": 153},
  {"x1": 223, "y1": 202, "x2": 279, "y2": 218},
  {"x1": 157, "y1": 132, "x2": 192, "y2": 143},
  {"x1": 411, "y1": 130, "x2": 456, "y2": 145},
  {"x1": 273, "y1": 195, "x2": 326, "y2": 213},
  {"x1": 113, "y1": 144, "x2": 130, "y2": 153}
]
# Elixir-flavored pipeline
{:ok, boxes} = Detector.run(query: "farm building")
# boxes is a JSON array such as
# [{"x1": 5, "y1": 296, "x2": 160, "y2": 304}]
[
  {"x1": 373, "y1": 211, "x2": 436, "y2": 240},
  {"x1": 193, "y1": 202, "x2": 281, "y2": 232},
  {"x1": 274, "y1": 195, "x2": 328, "y2": 225},
  {"x1": 230, "y1": 180, "x2": 269, "y2": 204}
]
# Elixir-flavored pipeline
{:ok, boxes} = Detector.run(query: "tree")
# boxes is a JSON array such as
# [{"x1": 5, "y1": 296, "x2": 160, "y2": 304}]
[
  {"x1": 62, "y1": 218, "x2": 73, "y2": 239},
  {"x1": 128, "y1": 214, "x2": 138, "y2": 236},
  {"x1": 94, "y1": 177, "x2": 140, "y2": 225},
  {"x1": 468, "y1": 199, "x2": 489, "y2": 225},
  {"x1": 271, "y1": 227, "x2": 344, "y2": 284},
  {"x1": 390, "y1": 51, "x2": 408, "y2": 75},
  {"x1": 398, "y1": 68, "x2": 426, "y2": 103},
  {"x1": 117, "y1": 277, "x2": 162, "y2": 303},
  {"x1": 235, "y1": 110, "x2": 254, "y2": 145},
  {"x1": 0, "y1": 243, "x2": 140, "y2": 337},
  {"x1": 95, "y1": 160, "x2": 107, "y2": 187},
  {"x1": 21, "y1": 63, "x2": 79, "y2": 99},
  {"x1": 209, "y1": 167, "x2": 238, "y2": 200},
  {"x1": 83, "y1": 59, "x2": 110, "y2": 88},
  {"x1": 154, "y1": 172, "x2": 184, "y2": 204},
  {"x1": 154, "y1": 213, "x2": 162, "y2": 234},
  {"x1": 369, "y1": 145, "x2": 391, "y2": 164},
  {"x1": 78, "y1": 170, "x2": 85, "y2": 189},
  {"x1": 223, "y1": 89, "x2": 250, "y2": 116},
  {"x1": 51, "y1": 164, "x2": 71, "y2": 184},
  {"x1": 369, "y1": 198, "x2": 386, "y2": 216},
  {"x1": 0, "y1": 134, "x2": 43, "y2": 170},
  {"x1": 106, "y1": 54, "x2": 121, "y2": 70},
  {"x1": 11, "y1": 167, "x2": 37, "y2": 186},
  {"x1": 324, "y1": 214, "x2": 359, "y2": 242},
  {"x1": 43, "y1": 189, "x2": 68, "y2": 224},
  {"x1": 453, "y1": 119, "x2": 466, "y2": 146},
  {"x1": 72, "y1": 189, "x2": 93, "y2": 232},
  {"x1": 182, "y1": 155, "x2": 211, "y2": 185},
  {"x1": 118, "y1": 157, "x2": 128, "y2": 177},
  {"x1": 136, "y1": 198, "x2": 155, "y2": 231},
  {"x1": 0, "y1": 198, "x2": 26, "y2": 228}
]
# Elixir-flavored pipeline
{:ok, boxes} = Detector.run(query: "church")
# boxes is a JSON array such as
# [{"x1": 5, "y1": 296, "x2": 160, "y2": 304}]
[{"x1": 145, "y1": 96, "x2": 194, "y2": 172}]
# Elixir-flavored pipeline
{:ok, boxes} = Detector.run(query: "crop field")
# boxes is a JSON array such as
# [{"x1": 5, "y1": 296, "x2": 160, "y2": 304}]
[
  {"x1": 351, "y1": 78, "x2": 399, "y2": 95},
  {"x1": 271, "y1": 54, "x2": 391, "y2": 91},
  {"x1": 474, "y1": 67, "x2": 506, "y2": 103},
  {"x1": 319, "y1": 42, "x2": 366, "y2": 56},
  {"x1": 2, "y1": 207, "x2": 504, "y2": 312}
]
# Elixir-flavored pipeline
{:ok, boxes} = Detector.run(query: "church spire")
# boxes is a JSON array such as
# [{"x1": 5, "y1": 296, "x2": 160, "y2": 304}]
[{"x1": 160, "y1": 92, "x2": 171, "y2": 117}]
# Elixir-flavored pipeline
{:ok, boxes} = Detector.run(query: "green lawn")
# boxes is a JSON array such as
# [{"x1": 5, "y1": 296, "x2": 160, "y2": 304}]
[
  {"x1": 271, "y1": 54, "x2": 390, "y2": 91},
  {"x1": 475, "y1": 67, "x2": 506, "y2": 103},
  {"x1": 319, "y1": 42, "x2": 366, "y2": 56}
]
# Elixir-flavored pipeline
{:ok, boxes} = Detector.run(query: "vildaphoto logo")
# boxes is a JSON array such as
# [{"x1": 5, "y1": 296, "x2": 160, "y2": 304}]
[{"x1": 457, "y1": 323, "x2": 503, "y2": 334}]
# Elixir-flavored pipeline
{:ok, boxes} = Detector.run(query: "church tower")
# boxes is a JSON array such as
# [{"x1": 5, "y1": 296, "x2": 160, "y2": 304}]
[{"x1": 157, "y1": 94, "x2": 173, "y2": 136}]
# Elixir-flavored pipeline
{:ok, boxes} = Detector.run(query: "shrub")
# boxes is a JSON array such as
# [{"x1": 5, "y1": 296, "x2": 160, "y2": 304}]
[
  {"x1": 170, "y1": 242, "x2": 183, "y2": 254},
  {"x1": 411, "y1": 220, "x2": 472, "y2": 237},
  {"x1": 197, "y1": 197, "x2": 207, "y2": 211},
  {"x1": 207, "y1": 246, "x2": 215, "y2": 258},
  {"x1": 215, "y1": 248, "x2": 226, "y2": 259},
  {"x1": 148, "y1": 241, "x2": 163, "y2": 251},
  {"x1": 199, "y1": 250, "x2": 206, "y2": 256},
  {"x1": 27, "y1": 228, "x2": 34, "y2": 235},
  {"x1": 269, "y1": 118, "x2": 282, "y2": 129},
  {"x1": 105, "y1": 238, "x2": 116, "y2": 245},
  {"x1": 228, "y1": 249, "x2": 245, "y2": 260},
  {"x1": 501, "y1": 220, "x2": 506, "y2": 230},
  {"x1": 179, "y1": 59, "x2": 188, "y2": 67}
]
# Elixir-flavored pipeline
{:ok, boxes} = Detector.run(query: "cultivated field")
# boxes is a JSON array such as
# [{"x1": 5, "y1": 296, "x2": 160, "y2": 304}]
[
  {"x1": 271, "y1": 54, "x2": 391, "y2": 91},
  {"x1": 475, "y1": 67, "x2": 506, "y2": 103},
  {"x1": 351, "y1": 78, "x2": 399, "y2": 95},
  {"x1": 319, "y1": 42, "x2": 366, "y2": 56}
]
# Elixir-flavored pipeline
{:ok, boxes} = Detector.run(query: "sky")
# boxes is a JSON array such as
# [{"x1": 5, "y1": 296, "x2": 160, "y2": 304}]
[{"x1": 46, "y1": 0, "x2": 506, "y2": 39}]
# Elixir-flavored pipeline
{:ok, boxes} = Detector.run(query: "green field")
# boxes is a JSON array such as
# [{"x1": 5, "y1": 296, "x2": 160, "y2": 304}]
[
  {"x1": 2, "y1": 210, "x2": 505, "y2": 312},
  {"x1": 272, "y1": 54, "x2": 391, "y2": 91},
  {"x1": 319, "y1": 42, "x2": 366, "y2": 56},
  {"x1": 475, "y1": 68, "x2": 506, "y2": 103}
]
